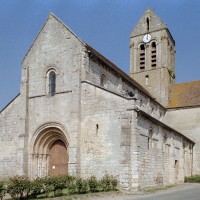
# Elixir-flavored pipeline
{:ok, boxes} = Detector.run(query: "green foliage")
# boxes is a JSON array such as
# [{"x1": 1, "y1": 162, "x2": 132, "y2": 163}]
[
  {"x1": 88, "y1": 176, "x2": 98, "y2": 192},
  {"x1": 45, "y1": 176, "x2": 68, "y2": 196},
  {"x1": 7, "y1": 176, "x2": 31, "y2": 199},
  {"x1": 30, "y1": 177, "x2": 49, "y2": 198},
  {"x1": 75, "y1": 178, "x2": 89, "y2": 194},
  {"x1": 185, "y1": 175, "x2": 200, "y2": 183},
  {"x1": 0, "y1": 182, "x2": 6, "y2": 200},
  {"x1": 0, "y1": 174, "x2": 118, "y2": 199},
  {"x1": 99, "y1": 175, "x2": 113, "y2": 191},
  {"x1": 60, "y1": 175, "x2": 76, "y2": 189},
  {"x1": 110, "y1": 177, "x2": 118, "y2": 190}
]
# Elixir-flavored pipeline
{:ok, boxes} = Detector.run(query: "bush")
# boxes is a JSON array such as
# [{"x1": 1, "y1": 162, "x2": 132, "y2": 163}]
[
  {"x1": 110, "y1": 177, "x2": 118, "y2": 190},
  {"x1": 88, "y1": 176, "x2": 99, "y2": 192},
  {"x1": 185, "y1": 175, "x2": 200, "y2": 183},
  {"x1": 60, "y1": 175, "x2": 75, "y2": 189},
  {"x1": 0, "y1": 174, "x2": 118, "y2": 199},
  {"x1": 99, "y1": 175, "x2": 112, "y2": 191},
  {"x1": 30, "y1": 177, "x2": 47, "y2": 198},
  {"x1": 7, "y1": 176, "x2": 31, "y2": 199},
  {"x1": 68, "y1": 178, "x2": 77, "y2": 194},
  {"x1": 75, "y1": 178, "x2": 89, "y2": 194},
  {"x1": 0, "y1": 182, "x2": 6, "y2": 200},
  {"x1": 46, "y1": 176, "x2": 67, "y2": 196}
]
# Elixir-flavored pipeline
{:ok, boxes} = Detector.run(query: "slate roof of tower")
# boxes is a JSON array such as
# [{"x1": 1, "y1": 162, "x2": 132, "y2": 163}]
[
  {"x1": 131, "y1": 8, "x2": 167, "y2": 37},
  {"x1": 168, "y1": 80, "x2": 200, "y2": 108}
]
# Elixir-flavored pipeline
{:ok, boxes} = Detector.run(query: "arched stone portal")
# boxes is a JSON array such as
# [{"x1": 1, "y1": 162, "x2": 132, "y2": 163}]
[{"x1": 29, "y1": 123, "x2": 69, "y2": 179}]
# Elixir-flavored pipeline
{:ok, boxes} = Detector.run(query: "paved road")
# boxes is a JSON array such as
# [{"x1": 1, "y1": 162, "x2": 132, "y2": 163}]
[{"x1": 124, "y1": 183, "x2": 200, "y2": 200}]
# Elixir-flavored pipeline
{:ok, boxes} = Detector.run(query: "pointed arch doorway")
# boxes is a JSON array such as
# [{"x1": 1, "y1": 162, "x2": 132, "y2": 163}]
[{"x1": 30, "y1": 124, "x2": 69, "y2": 178}]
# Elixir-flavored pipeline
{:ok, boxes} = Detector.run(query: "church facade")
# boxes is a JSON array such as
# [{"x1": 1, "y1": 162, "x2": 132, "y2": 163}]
[{"x1": 0, "y1": 9, "x2": 198, "y2": 190}]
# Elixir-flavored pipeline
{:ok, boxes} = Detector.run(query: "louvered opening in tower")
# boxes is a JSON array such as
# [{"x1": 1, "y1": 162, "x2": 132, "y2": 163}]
[
  {"x1": 151, "y1": 42, "x2": 157, "y2": 67},
  {"x1": 140, "y1": 44, "x2": 145, "y2": 70}
]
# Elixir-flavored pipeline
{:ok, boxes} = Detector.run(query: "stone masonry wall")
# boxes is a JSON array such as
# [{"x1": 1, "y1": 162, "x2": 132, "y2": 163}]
[
  {"x1": 85, "y1": 58, "x2": 136, "y2": 98},
  {"x1": 81, "y1": 83, "x2": 134, "y2": 189},
  {"x1": 0, "y1": 95, "x2": 26, "y2": 179},
  {"x1": 137, "y1": 90, "x2": 166, "y2": 121},
  {"x1": 165, "y1": 107, "x2": 200, "y2": 175},
  {"x1": 137, "y1": 113, "x2": 192, "y2": 188},
  {"x1": 81, "y1": 58, "x2": 139, "y2": 189}
]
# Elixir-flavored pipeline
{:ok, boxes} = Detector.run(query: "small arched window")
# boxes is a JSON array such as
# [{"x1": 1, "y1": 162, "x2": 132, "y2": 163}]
[
  {"x1": 140, "y1": 44, "x2": 145, "y2": 70},
  {"x1": 145, "y1": 75, "x2": 149, "y2": 85},
  {"x1": 151, "y1": 42, "x2": 157, "y2": 67},
  {"x1": 100, "y1": 74, "x2": 106, "y2": 87},
  {"x1": 49, "y1": 71, "x2": 56, "y2": 96}
]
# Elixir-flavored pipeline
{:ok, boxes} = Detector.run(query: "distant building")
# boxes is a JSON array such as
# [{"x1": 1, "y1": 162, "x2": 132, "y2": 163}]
[{"x1": 0, "y1": 9, "x2": 198, "y2": 190}]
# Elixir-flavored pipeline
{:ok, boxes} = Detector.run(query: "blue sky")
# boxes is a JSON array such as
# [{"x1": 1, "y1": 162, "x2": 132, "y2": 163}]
[{"x1": 0, "y1": 0, "x2": 200, "y2": 110}]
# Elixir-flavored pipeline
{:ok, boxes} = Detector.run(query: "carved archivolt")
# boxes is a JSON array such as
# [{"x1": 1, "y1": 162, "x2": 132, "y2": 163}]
[{"x1": 29, "y1": 122, "x2": 69, "y2": 178}]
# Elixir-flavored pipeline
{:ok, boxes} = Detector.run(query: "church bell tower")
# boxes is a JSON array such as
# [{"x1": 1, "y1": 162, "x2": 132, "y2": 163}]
[{"x1": 130, "y1": 8, "x2": 176, "y2": 106}]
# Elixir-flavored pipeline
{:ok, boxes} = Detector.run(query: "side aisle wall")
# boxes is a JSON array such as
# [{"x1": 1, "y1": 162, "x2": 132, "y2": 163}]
[
  {"x1": 165, "y1": 107, "x2": 200, "y2": 175},
  {"x1": 137, "y1": 113, "x2": 192, "y2": 188},
  {"x1": 133, "y1": 89, "x2": 193, "y2": 188},
  {"x1": 0, "y1": 95, "x2": 26, "y2": 179}
]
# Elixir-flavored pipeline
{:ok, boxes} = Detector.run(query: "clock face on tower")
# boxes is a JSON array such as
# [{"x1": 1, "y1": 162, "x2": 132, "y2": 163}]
[{"x1": 143, "y1": 34, "x2": 151, "y2": 43}]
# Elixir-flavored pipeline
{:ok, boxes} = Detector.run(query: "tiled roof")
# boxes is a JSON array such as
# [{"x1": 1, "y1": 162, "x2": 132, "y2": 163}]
[{"x1": 168, "y1": 80, "x2": 200, "y2": 108}]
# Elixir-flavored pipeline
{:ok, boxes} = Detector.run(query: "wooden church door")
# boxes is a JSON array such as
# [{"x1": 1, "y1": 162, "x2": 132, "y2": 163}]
[{"x1": 49, "y1": 140, "x2": 68, "y2": 176}]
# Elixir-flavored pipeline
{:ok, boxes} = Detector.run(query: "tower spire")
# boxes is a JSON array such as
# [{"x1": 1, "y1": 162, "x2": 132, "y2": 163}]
[{"x1": 131, "y1": 8, "x2": 167, "y2": 37}]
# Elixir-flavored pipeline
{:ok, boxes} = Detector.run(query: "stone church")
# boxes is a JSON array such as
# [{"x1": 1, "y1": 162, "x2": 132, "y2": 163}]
[{"x1": 0, "y1": 8, "x2": 199, "y2": 190}]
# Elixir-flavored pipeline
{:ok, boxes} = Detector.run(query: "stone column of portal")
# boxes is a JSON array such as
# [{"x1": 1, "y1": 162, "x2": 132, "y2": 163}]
[
  {"x1": 38, "y1": 154, "x2": 43, "y2": 177},
  {"x1": 34, "y1": 154, "x2": 39, "y2": 178},
  {"x1": 30, "y1": 154, "x2": 37, "y2": 179},
  {"x1": 29, "y1": 154, "x2": 33, "y2": 179},
  {"x1": 44, "y1": 154, "x2": 49, "y2": 177},
  {"x1": 41, "y1": 154, "x2": 46, "y2": 177}
]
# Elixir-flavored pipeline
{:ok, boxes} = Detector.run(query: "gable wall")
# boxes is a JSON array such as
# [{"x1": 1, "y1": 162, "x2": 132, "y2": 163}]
[{"x1": 22, "y1": 15, "x2": 86, "y2": 177}]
